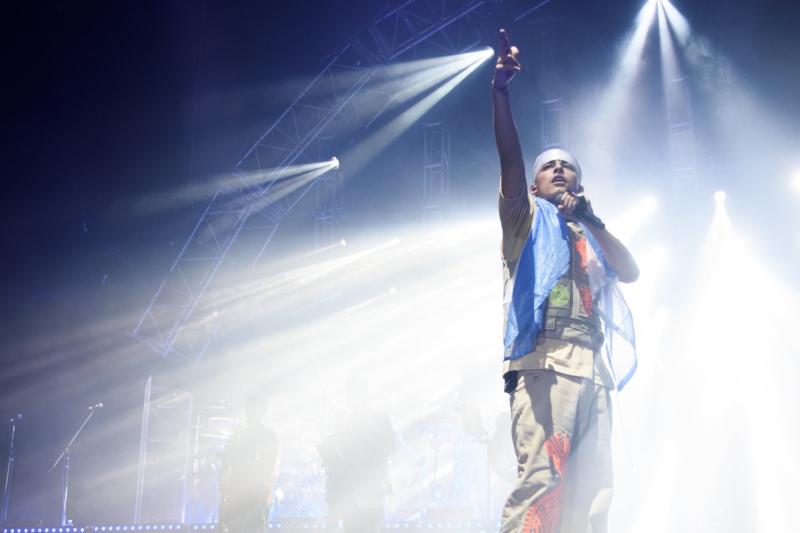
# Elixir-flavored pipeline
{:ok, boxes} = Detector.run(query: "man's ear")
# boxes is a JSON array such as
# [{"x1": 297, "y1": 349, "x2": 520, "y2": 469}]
[
  {"x1": 530, "y1": 184, "x2": 537, "y2": 195},
  {"x1": 577, "y1": 184, "x2": 585, "y2": 194}
]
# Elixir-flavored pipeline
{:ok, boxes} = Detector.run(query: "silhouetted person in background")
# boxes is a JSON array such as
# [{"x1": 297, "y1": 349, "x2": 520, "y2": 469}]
[
  {"x1": 219, "y1": 394, "x2": 281, "y2": 533},
  {"x1": 320, "y1": 376, "x2": 395, "y2": 532}
]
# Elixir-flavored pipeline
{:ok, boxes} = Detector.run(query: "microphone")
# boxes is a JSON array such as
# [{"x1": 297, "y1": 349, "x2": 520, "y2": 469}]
[
  {"x1": 555, "y1": 192, "x2": 605, "y2": 229},
  {"x1": 89, "y1": 403, "x2": 104, "y2": 410}
]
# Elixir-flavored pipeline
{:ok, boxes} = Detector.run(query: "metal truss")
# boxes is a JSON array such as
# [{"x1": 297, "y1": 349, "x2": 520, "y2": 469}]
[
  {"x1": 666, "y1": 77, "x2": 697, "y2": 210},
  {"x1": 314, "y1": 170, "x2": 345, "y2": 249},
  {"x1": 133, "y1": 0, "x2": 494, "y2": 364},
  {"x1": 540, "y1": 99, "x2": 565, "y2": 151},
  {"x1": 422, "y1": 121, "x2": 450, "y2": 222}
]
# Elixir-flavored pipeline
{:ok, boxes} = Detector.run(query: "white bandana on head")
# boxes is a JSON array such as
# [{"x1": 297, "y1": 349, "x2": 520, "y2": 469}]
[{"x1": 531, "y1": 149, "x2": 582, "y2": 180}]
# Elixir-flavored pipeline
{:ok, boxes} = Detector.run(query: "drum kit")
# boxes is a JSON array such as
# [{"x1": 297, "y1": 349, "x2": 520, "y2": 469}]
[
  {"x1": 187, "y1": 416, "x2": 327, "y2": 523},
  {"x1": 186, "y1": 410, "x2": 512, "y2": 524}
]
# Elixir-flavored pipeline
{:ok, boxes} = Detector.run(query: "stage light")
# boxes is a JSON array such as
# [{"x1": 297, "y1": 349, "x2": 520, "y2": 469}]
[
  {"x1": 657, "y1": 0, "x2": 681, "y2": 83},
  {"x1": 714, "y1": 190, "x2": 726, "y2": 204},
  {"x1": 792, "y1": 173, "x2": 800, "y2": 193},
  {"x1": 580, "y1": 0, "x2": 657, "y2": 175},
  {"x1": 345, "y1": 48, "x2": 497, "y2": 129},
  {"x1": 659, "y1": 0, "x2": 691, "y2": 45},
  {"x1": 128, "y1": 159, "x2": 340, "y2": 219},
  {"x1": 243, "y1": 159, "x2": 346, "y2": 215},
  {"x1": 339, "y1": 48, "x2": 493, "y2": 176}
]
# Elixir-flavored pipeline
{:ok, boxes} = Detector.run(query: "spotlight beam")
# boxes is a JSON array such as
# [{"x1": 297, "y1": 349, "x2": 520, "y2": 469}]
[
  {"x1": 340, "y1": 50, "x2": 492, "y2": 177},
  {"x1": 659, "y1": 0, "x2": 691, "y2": 46},
  {"x1": 361, "y1": 50, "x2": 493, "y2": 129},
  {"x1": 657, "y1": 2, "x2": 681, "y2": 83},
  {"x1": 133, "y1": 0, "x2": 497, "y2": 364},
  {"x1": 582, "y1": 0, "x2": 657, "y2": 178},
  {"x1": 129, "y1": 161, "x2": 336, "y2": 219}
]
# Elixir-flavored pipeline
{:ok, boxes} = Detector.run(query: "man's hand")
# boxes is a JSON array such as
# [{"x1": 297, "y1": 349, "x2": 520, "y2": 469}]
[
  {"x1": 493, "y1": 29, "x2": 520, "y2": 90},
  {"x1": 558, "y1": 190, "x2": 640, "y2": 282},
  {"x1": 557, "y1": 190, "x2": 594, "y2": 224}
]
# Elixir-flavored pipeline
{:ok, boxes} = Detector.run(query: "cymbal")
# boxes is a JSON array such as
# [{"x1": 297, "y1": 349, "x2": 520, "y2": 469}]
[
  {"x1": 199, "y1": 433, "x2": 228, "y2": 440},
  {"x1": 206, "y1": 417, "x2": 238, "y2": 434}
]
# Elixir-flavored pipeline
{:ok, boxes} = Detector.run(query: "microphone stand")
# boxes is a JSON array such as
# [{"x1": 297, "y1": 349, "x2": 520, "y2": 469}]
[
  {"x1": 2, "y1": 416, "x2": 20, "y2": 523},
  {"x1": 49, "y1": 407, "x2": 100, "y2": 527}
]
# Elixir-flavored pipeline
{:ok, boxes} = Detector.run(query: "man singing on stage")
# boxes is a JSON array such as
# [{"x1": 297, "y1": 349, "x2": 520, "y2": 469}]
[{"x1": 492, "y1": 28, "x2": 640, "y2": 533}]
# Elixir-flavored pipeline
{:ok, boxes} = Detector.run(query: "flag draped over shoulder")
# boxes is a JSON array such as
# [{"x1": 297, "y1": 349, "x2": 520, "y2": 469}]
[
  {"x1": 503, "y1": 199, "x2": 570, "y2": 360},
  {"x1": 503, "y1": 198, "x2": 637, "y2": 391},
  {"x1": 583, "y1": 229, "x2": 638, "y2": 390}
]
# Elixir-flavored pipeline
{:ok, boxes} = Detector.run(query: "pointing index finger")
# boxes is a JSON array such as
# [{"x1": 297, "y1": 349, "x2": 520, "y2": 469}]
[{"x1": 499, "y1": 29, "x2": 510, "y2": 56}]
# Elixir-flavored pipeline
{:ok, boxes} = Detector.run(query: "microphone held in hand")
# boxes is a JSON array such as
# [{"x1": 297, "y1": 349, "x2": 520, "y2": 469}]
[{"x1": 555, "y1": 192, "x2": 605, "y2": 229}]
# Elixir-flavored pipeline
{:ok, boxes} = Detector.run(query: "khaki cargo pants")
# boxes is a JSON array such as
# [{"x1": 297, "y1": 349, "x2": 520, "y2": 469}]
[{"x1": 501, "y1": 369, "x2": 614, "y2": 533}]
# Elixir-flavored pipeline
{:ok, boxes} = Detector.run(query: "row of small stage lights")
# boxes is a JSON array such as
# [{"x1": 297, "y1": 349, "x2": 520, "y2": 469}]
[
  {"x1": 1, "y1": 525, "x2": 209, "y2": 533},
  {"x1": 2, "y1": 520, "x2": 503, "y2": 533}
]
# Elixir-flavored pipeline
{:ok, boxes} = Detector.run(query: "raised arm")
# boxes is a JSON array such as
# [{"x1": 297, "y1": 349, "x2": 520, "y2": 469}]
[{"x1": 493, "y1": 29, "x2": 527, "y2": 199}]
